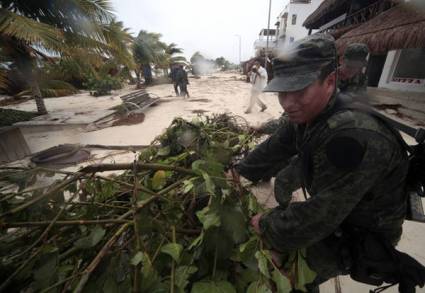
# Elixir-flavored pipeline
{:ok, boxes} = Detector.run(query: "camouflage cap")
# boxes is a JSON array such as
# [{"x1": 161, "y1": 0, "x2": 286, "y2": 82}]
[
  {"x1": 343, "y1": 43, "x2": 369, "y2": 68},
  {"x1": 264, "y1": 33, "x2": 336, "y2": 92}
]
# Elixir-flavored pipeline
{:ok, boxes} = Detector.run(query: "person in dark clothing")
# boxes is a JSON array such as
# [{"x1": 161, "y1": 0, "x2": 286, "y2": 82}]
[
  {"x1": 338, "y1": 43, "x2": 369, "y2": 97},
  {"x1": 232, "y1": 34, "x2": 424, "y2": 292},
  {"x1": 175, "y1": 65, "x2": 190, "y2": 98},
  {"x1": 256, "y1": 43, "x2": 370, "y2": 135},
  {"x1": 170, "y1": 65, "x2": 180, "y2": 96}
]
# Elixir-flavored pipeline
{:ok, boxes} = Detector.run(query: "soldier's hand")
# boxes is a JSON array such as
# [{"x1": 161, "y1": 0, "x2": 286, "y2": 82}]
[
  {"x1": 250, "y1": 213, "x2": 263, "y2": 234},
  {"x1": 225, "y1": 167, "x2": 240, "y2": 184}
]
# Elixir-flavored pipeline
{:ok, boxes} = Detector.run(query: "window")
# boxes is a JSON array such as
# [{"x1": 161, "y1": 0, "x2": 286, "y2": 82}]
[
  {"x1": 292, "y1": 14, "x2": 297, "y2": 25},
  {"x1": 392, "y1": 48, "x2": 425, "y2": 82}
]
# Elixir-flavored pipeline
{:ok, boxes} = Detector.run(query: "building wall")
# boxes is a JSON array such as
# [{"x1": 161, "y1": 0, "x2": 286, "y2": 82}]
[
  {"x1": 281, "y1": 0, "x2": 323, "y2": 47},
  {"x1": 379, "y1": 50, "x2": 425, "y2": 93}
]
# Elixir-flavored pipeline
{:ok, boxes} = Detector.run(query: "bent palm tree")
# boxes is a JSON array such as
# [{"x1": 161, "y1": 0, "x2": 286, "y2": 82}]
[
  {"x1": 0, "y1": 0, "x2": 114, "y2": 114},
  {"x1": 133, "y1": 30, "x2": 169, "y2": 83}
]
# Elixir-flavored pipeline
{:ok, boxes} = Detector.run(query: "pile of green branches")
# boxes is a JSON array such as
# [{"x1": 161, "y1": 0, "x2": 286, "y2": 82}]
[{"x1": 0, "y1": 114, "x2": 315, "y2": 293}]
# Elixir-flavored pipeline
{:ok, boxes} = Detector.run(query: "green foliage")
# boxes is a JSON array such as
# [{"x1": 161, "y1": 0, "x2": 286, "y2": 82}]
[
  {"x1": 160, "y1": 243, "x2": 183, "y2": 262},
  {"x1": 84, "y1": 74, "x2": 122, "y2": 96},
  {"x1": 272, "y1": 270, "x2": 292, "y2": 293},
  {"x1": 0, "y1": 1, "x2": 134, "y2": 112},
  {"x1": 73, "y1": 226, "x2": 106, "y2": 249},
  {"x1": 191, "y1": 281, "x2": 236, "y2": 293},
  {"x1": 0, "y1": 108, "x2": 38, "y2": 127},
  {"x1": 17, "y1": 79, "x2": 79, "y2": 98},
  {"x1": 0, "y1": 114, "x2": 317, "y2": 292},
  {"x1": 215, "y1": 57, "x2": 234, "y2": 71}
]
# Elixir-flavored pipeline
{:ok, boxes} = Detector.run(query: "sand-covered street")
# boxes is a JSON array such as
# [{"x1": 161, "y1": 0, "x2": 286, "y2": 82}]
[{"x1": 5, "y1": 72, "x2": 281, "y2": 153}]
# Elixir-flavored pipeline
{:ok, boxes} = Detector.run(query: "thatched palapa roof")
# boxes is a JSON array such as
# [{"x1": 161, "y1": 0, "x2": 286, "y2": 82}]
[
  {"x1": 329, "y1": 24, "x2": 360, "y2": 40},
  {"x1": 336, "y1": 2, "x2": 425, "y2": 54}
]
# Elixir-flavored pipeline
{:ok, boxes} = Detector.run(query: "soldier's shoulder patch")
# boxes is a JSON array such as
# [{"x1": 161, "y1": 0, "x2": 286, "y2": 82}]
[{"x1": 325, "y1": 136, "x2": 365, "y2": 170}]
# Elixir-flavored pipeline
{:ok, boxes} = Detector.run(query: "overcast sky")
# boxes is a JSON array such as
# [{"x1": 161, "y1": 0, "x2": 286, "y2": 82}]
[{"x1": 110, "y1": 0, "x2": 288, "y2": 63}]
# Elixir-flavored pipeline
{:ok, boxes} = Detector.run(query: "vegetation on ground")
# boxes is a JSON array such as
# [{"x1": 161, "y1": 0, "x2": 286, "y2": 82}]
[
  {"x1": 0, "y1": 108, "x2": 38, "y2": 127},
  {"x1": 0, "y1": 114, "x2": 316, "y2": 292}
]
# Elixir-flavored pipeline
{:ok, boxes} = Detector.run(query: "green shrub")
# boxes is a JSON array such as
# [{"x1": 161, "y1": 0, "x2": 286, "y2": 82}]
[
  {"x1": 84, "y1": 75, "x2": 122, "y2": 96},
  {"x1": 0, "y1": 108, "x2": 39, "y2": 126}
]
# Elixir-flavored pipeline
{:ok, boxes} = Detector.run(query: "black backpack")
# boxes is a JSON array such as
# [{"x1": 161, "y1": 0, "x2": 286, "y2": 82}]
[{"x1": 334, "y1": 95, "x2": 425, "y2": 223}]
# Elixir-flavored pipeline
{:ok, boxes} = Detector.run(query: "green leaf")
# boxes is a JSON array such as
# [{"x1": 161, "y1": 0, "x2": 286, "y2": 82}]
[
  {"x1": 160, "y1": 243, "x2": 183, "y2": 262},
  {"x1": 202, "y1": 172, "x2": 215, "y2": 194},
  {"x1": 191, "y1": 280, "x2": 236, "y2": 293},
  {"x1": 130, "y1": 251, "x2": 144, "y2": 266},
  {"x1": 158, "y1": 146, "x2": 171, "y2": 156},
  {"x1": 238, "y1": 237, "x2": 258, "y2": 263},
  {"x1": 272, "y1": 270, "x2": 292, "y2": 293},
  {"x1": 188, "y1": 231, "x2": 204, "y2": 250},
  {"x1": 220, "y1": 204, "x2": 247, "y2": 243},
  {"x1": 191, "y1": 159, "x2": 224, "y2": 177},
  {"x1": 294, "y1": 249, "x2": 317, "y2": 292},
  {"x1": 74, "y1": 226, "x2": 106, "y2": 249},
  {"x1": 255, "y1": 250, "x2": 270, "y2": 278},
  {"x1": 183, "y1": 179, "x2": 194, "y2": 194},
  {"x1": 33, "y1": 248, "x2": 59, "y2": 290},
  {"x1": 248, "y1": 196, "x2": 261, "y2": 214},
  {"x1": 246, "y1": 281, "x2": 272, "y2": 293},
  {"x1": 196, "y1": 206, "x2": 221, "y2": 230},
  {"x1": 140, "y1": 253, "x2": 161, "y2": 292},
  {"x1": 152, "y1": 170, "x2": 167, "y2": 190},
  {"x1": 175, "y1": 266, "x2": 198, "y2": 291}
]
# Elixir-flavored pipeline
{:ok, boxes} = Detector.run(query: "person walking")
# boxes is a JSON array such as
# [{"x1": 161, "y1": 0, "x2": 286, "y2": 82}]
[
  {"x1": 170, "y1": 65, "x2": 180, "y2": 96},
  {"x1": 175, "y1": 65, "x2": 190, "y2": 98},
  {"x1": 245, "y1": 61, "x2": 267, "y2": 114}
]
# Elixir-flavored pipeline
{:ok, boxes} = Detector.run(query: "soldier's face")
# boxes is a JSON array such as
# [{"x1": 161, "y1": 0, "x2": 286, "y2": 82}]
[{"x1": 278, "y1": 73, "x2": 336, "y2": 124}]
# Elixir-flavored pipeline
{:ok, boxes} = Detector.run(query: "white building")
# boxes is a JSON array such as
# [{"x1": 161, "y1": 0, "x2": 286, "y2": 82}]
[
  {"x1": 275, "y1": 0, "x2": 324, "y2": 48},
  {"x1": 253, "y1": 29, "x2": 277, "y2": 57}
]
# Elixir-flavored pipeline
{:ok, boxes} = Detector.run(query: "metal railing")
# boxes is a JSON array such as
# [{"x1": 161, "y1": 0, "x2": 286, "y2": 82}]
[{"x1": 319, "y1": 0, "x2": 397, "y2": 33}]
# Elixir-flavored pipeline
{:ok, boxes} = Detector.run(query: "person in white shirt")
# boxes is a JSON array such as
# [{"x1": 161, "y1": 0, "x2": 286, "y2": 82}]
[{"x1": 245, "y1": 61, "x2": 268, "y2": 114}]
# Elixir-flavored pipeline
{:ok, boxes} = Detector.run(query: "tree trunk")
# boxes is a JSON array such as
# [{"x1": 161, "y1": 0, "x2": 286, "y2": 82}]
[
  {"x1": 19, "y1": 56, "x2": 47, "y2": 114},
  {"x1": 30, "y1": 78, "x2": 47, "y2": 115}
]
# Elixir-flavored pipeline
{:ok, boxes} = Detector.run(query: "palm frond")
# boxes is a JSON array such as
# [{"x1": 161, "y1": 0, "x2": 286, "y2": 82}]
[
  {"x1": 17, "y1": 79, "x2": 78, "y2": 97},
  {"x1": 0, "y1": 8, "x2": 64, "y2": 51},
  {"x1": 171, "y1": 56, "x2": 188, "y2": 63},
  {"x1": 75, "y1": 0, "x2": 114, "y2": 24}
]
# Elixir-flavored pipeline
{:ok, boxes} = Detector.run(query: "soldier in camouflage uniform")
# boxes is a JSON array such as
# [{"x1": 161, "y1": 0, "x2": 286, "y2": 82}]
[
  {"x1": 256, "y1": 43, "x2": 369, "y2": 135},
  {"x1": 235, "y1": 34, "x2": 409, "y2": 289},
  {"x1": 338, "y1": 43, "x2": 369, "y2": 96}
]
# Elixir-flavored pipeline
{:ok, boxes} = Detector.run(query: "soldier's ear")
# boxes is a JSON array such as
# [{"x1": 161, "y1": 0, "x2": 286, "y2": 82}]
[{"x1": 325, "y1": 71, "x2": 336, "y2": 95}]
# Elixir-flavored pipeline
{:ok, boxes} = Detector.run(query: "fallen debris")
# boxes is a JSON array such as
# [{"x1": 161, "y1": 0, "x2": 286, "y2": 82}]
[{"x1": 0, "y1": 114, "x2": 316, "y2": 292}]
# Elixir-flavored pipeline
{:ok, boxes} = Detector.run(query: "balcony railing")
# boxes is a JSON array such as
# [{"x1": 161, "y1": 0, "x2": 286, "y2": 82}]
[{"x1": 319, "y1": 0, "x2": 397, "y2": 33}]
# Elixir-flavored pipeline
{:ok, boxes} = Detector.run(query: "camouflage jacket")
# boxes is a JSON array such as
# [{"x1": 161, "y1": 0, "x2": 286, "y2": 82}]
[
  {"x1": 338, "y1": 72, "x2": 368, "y2": 95},
  {"x1": 236, "y1": 93, "x2": 409, "y2": 252}
]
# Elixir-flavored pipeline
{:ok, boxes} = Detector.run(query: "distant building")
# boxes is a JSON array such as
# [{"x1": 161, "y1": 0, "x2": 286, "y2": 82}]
[
  {"x1": 304, "y1": 0, "x2": 425, "y2": 93},
  {"x1": 253, "y1": 28, "x2": 277, "y2": 57},
  {"x1": 275, "y1": 0, "x2": 324, "y2": 48}
]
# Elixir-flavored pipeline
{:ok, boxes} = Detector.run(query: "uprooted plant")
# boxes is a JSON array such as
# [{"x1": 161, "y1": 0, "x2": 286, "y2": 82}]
[{"x1": 0, "y1": 114, "x2": 316, "y2": 293}]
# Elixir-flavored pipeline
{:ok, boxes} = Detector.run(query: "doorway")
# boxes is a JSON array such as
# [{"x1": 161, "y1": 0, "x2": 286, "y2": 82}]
[{"x1": 367, "y1": 53, "x2": 387, "y2": 87}]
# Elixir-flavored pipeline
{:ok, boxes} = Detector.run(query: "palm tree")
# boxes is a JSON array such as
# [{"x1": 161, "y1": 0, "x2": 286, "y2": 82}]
[
  {"x1": 0, "y1": 0, "x2": 115, "y2": 114},
  {"x1": 166, "y1": 43, "x2": 187, "y2": 66},
  {"x1": 133, "y1": 30, "x2": 170, "y2": 84}
]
